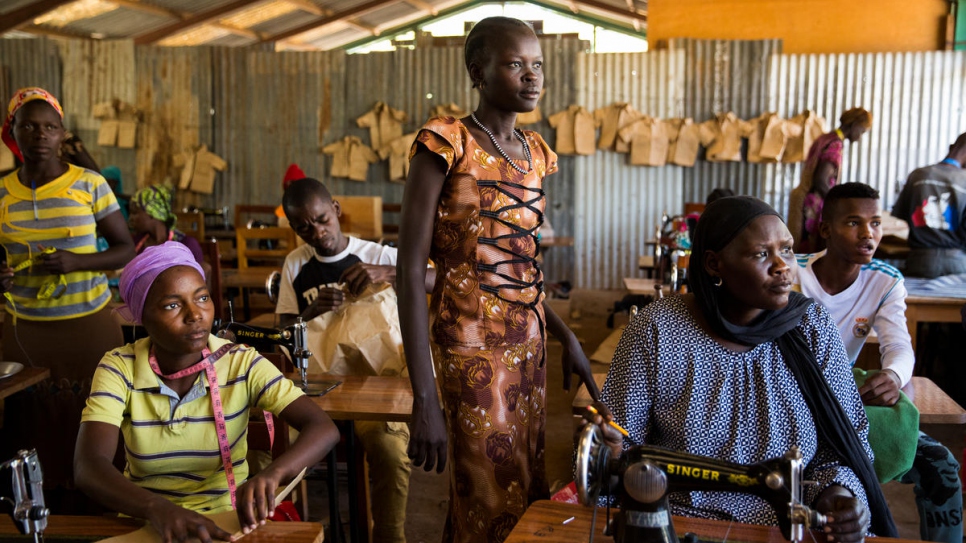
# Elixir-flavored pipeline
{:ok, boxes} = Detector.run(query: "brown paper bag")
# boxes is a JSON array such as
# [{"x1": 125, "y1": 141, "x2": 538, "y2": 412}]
[
  {"x1": 0, "y1": 144, "x2": 13, "y2": 171},
  {"x1": 117, "y1": 121, "x2": 137, "y2": 149},
  {"x1": 307, "y1": 283, "x2": 405, "y2": 376},
  {"x1": 98, "y1": 120, "x2": 119, "y2": 146}
]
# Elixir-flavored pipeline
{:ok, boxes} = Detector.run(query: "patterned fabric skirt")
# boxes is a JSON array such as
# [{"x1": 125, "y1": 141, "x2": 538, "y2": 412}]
[{"x1": 433, "y1": 338, "x2": 548, "y2": 543}]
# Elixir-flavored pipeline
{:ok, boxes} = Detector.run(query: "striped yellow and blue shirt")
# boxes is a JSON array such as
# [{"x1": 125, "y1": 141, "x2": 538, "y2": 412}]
[
  {"x1": 81, "y1": 335, "x2": 304, "y2": 513},
  {"x1": 0, "y1": 164, "x2": 120, "y2": 320}
]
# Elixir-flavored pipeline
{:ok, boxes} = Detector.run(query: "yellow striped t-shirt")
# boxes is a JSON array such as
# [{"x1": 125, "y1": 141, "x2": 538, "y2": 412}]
[
  {"x1": 0, "y1": 164, "x2": 120, "y2": 320},
  {"x1": 81, "y1": 335, "x2": 304, "y2": 513}
]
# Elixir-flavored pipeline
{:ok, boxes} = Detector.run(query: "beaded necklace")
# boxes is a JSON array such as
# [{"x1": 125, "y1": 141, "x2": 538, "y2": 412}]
[{"x1": 471, "y1": 113, "x2": 532, "y2": 174}]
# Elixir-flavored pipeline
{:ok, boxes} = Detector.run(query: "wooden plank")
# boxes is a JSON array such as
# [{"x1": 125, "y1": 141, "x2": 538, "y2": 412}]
[
  {"x1": 573, "y1": 0, "x2": 647, "y2": 22},
  {"x1": 0, "y1": 366, "x2": 49, "y2": 401},
  {"x1": 307, "y1": 374, "x2": 413, "y2": 422},
  {"x1": 506, "y1": 500, "x2": 924, "y2": 543},
  {"x1": 906, "y1": 376, "x2": 966, "y2": 425},
  {"x1": 0, "y1": 0, "x2": 76, "y2": 33}
]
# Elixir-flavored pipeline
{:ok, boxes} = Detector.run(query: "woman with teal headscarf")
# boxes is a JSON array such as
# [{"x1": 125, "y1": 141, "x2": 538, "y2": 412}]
[
  {"x1": 100, "y1": 166, "x2": 129, "y2": 219},
  {"x1": 129, "y1": 185, "x2": 203, "y2": 265}
]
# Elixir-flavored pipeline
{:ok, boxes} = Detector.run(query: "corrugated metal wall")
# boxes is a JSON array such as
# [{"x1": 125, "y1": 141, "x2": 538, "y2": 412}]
[
  {"x1": 59, "y1": 40, "x2": 138, "y2": 182},
  {"x1": 0, "y1": 38, "x2": 61, "y2": 100},
  {"x1": 574, "y1": 50, "x2": 687, "y2": 290},
  {"x1": 2, "y1": 37, "x2": 965, "y2": 289},
  {"x1": 677, "y1": 39, "x2": 782, "y2": 207},
  {"x1": 763, "y1": 51, "x2": 966, "y2": 214}
]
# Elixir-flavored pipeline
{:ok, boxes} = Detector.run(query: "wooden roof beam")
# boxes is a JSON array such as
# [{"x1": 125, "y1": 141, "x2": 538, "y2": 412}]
[
  {"x1": 0, "y1": 0, "x2": 76, "y2": 33},
  {"x1": 283, "y1": 0, "x2": 377, "y2": 36},
  {"x1": 21, "y1": 24, "x2": 96, "y2": 39},
  {"x1": 404, "y1": 0, "x2": 438, "y2": 16},
  {"x1": 260, "y1": 0, "x2": 397, "y2": 43},
  {"x1": 109, "y1": 0, "x2": 184, "y2": 20},
  {"x1": 573, "y1": 0, "x2": 646, "y2": 22},
  {"x1": 134, "y1": 0, "x2": 264, "y2": 44}
]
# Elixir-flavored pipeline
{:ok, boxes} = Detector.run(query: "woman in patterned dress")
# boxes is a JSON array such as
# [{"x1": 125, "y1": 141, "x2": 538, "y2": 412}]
[
  {"x1": 589, "y1": 196, "x2": 896, "y2": 541},
  {"x1": 397, "y1": 16, "x2": 597, "y2": 543},
  {"x1": 788, "y1": 108, "x2": 872, "y2": 253}
]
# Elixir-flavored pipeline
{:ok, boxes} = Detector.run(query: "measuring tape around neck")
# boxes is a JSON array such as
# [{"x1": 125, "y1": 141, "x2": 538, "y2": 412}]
[{"x1": 148, "y1": 343, "x2": 274, "y2": 509}]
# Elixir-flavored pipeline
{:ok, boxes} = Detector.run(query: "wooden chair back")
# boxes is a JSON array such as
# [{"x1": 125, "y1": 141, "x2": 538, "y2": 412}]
[
  {"x1": 382, "y1": 202, "x2": 402, "y2": 244},
  {"x1": 201, "y1": 240, "x2": 224, "y2": 320},
  {"x1": 176, "y1": 211, "x2": 205, "y2": 242},
  {"x1": 334, "y1": 195, "x2": 383, "y2": 241},
  {"x1": 236, "y1": 227, "x2": 297, "y2": 270},
  {"x1": 234, "y1": 204, "x2": 279, "y2": 229},
  {"x1": 683, "y1": 202, "x2": 706, "y2": 215}
]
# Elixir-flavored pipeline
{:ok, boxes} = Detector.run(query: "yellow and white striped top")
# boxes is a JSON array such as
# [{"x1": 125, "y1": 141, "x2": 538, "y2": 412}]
[
  {"x1": 82, "y1": 335, "x2": 304, "y2": 513},
  {"x1": 0, "y1": 164, "x2": 120, "y2": 320}
]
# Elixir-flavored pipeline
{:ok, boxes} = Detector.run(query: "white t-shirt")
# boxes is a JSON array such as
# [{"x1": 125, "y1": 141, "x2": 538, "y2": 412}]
[
  {"x1": 793, "y1": 251, "x2": 914, "y2": 386},
  {"x1": 276, "y1": 237, "x2": 396, "y2": 316}
]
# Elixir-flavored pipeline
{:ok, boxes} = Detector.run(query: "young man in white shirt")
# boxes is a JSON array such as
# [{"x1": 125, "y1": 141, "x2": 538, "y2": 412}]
[
  {"x1": 276, "y1": 177, "x2": 432, "y2": 543},
  {"x1": 794, "y1": 182, "x2": 962, "y2": 543}
]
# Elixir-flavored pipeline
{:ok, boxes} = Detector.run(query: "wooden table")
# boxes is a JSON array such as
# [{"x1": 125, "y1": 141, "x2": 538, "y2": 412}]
[
  {"x1": 904, "y1": 294, "x2": 964, "y2": 349},
  {"x1": 0, "y1": 367, "x2": 49, "y2": 401},
  {"x1": 904, "y1": 376, "x2": 966, "y2": 425},
  {"x1": 623, "y1": 277, "x2": 661, "y2": 296},
  {"x1": 506, "y1": 500, "x2": 924, "y2": 543},
  {"x1": 305, "y1": 374, "x2": 412, "y2": 543},
  {"x1": 0, "y1": 515, "x2": 323, "y2": 543},
  {"x1": 223, "y1": 268, "x2": 279, "y2": 321},
  {"x1": 573, "y1": 374, "x2": 966, "y2": 426},
  {"x1": 223, "y1": 268, "x2": 278, "y2": 289},
  {"x1": 308, "y1": 374, "x2": 413, "y2": 423}
]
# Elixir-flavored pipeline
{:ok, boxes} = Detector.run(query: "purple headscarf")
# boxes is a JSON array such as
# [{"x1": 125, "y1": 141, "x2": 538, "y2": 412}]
[{"x1": 116, "y1": 241, "x2": 205, "y2": 324}]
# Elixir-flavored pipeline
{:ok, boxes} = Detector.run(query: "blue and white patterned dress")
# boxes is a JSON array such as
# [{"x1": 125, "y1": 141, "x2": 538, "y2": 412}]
[{"x1": 600, "y1": 296, "x2": 872, "y2": 526}]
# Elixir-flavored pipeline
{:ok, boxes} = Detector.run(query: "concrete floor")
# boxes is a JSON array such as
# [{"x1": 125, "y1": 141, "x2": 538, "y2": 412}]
[{"x1": 305, "y1": 288, "x2": 963, "y2": 542}]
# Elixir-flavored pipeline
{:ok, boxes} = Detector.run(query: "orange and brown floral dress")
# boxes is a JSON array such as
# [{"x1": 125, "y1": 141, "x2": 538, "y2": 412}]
[{"x1": 411, "y1": 116, "x2": 557, "y2": 543}]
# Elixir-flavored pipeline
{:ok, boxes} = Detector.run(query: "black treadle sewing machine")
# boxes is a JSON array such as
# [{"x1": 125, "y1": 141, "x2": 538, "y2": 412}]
[
  {"x1": 216, "y1": 317, "x2": 336, "y2": 396},
  {"x1": 574, "y1": 424, "x2": 827, "y2": 543},
  {"x1": 1, "y1": 450, "x2": 49, "y2": 543}
]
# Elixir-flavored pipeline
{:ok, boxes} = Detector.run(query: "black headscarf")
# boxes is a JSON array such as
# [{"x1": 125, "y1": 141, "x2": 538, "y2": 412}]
[{"x1": 688, "y1": 196, "x2": 897, "y2": 537}]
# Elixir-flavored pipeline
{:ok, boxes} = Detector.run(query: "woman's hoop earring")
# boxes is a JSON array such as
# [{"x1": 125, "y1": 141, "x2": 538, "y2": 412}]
[{"x1": 712, "y1": 276, "x2": 723, "y2": 287}]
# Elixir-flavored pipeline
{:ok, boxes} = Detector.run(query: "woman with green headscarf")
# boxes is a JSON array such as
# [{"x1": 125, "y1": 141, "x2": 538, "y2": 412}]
[{"x1": 129, "y1": 185, "x2": 204, "y2": 265}]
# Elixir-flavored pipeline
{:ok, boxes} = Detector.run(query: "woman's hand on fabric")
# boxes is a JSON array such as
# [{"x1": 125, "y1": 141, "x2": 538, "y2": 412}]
[
  {"x1": 144, "y1": 497, "x2": 235, "y2": 543},
  {"x1": 0, "y1": 262, "x2": 13, "y2": 293},
  {"x1": 235, "y1": 469, "x2": 282, "y2": 533},
  {"x1": 39, "y1": 246, "x2": 82, "y2": 274},
  {"x1": 562, "y1": 337, "x2": 599, "y2": 400},
  {"x1": 815, "y1": 486, "x2": 868, "y2": 543},
  {"x1": 407, "y1": 397, "x2": 448, "y2": 473}
]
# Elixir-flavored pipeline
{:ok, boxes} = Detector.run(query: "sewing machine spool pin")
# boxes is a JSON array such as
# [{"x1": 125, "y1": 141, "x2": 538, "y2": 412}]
[
  {"x1": 2, "y1": 450, "x2": 49, "y2": 543},
  {"x1": 574, "y1": 425, "x2": 826, "y2": 543}
]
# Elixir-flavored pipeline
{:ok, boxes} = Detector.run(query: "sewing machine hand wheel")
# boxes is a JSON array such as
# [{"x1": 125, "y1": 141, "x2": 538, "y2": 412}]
[
  {"x1": 266, "y1": 271, "x2": 282, "y2": 305},
  {"x1": 576, "y1": 423, "x2": 612, "y2": 506}
]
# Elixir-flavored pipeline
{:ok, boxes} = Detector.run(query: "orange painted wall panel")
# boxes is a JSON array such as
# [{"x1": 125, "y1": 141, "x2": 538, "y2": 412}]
[{"x1": 648, "y1": 0, "x2": 948, "y2": 54}]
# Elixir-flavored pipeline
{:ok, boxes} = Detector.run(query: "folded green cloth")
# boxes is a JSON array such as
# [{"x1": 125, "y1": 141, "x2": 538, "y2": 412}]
[{"x1": 852, "y1": 368, "x2": 919, "y2": 482}]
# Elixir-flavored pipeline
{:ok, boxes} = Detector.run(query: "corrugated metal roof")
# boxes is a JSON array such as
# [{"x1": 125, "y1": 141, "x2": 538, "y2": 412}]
[
  {"x1": 2, "y1": 0, "x2": 646, "y2": 50},
  {"x1": 63, "y1": 9, "x2": 169, "y2": 38}
]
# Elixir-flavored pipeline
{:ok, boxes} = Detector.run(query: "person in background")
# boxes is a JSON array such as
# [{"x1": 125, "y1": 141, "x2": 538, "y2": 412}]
[
  {"x1": 275, "y1": 163, "x2": 305, "y2": 231},
  {"x1": 795, "y1": 182, "x2": 962, "y2": 543},
  {"x1": 277, "y1": 177, "x2": 434, "y2": 543},
  {"x1": 705, "y1": 186, "x2": 735, "y2": 205},
  {"x1": 788, "y1": 108, "x2": 872, "y2": 253},
  {"x1": 590, "y1": 196, "x2": 896, "y2": 541},
  {"x1": 129, "y1": 184, "x2": 204, "y2": 267},
  {"x1": 76, "y1": 242, "x2": 339, "y2": 543},
  {"x1": 101, "y1": 165, "x2": 129, "y2": 220},
  {"x1": 399, "y1": 17, "x2": 597, "y2": 543},
  {"x1": 892, "y1": 133, "x2": 966, "y2": 278},
  {"x1": 0, "y1": 87, "x2": 135, "y2": 512}
]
